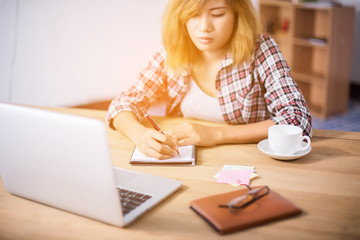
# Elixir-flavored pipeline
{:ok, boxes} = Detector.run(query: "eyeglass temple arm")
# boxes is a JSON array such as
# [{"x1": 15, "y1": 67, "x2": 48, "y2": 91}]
[{"x1": 218, "y1": 186, "x2": 270, "y2": 209}]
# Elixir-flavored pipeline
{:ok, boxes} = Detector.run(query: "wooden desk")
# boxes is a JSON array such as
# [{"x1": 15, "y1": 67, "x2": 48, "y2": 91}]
[{"x1": 1, "y1": 107, "x2": 359, "y2": 240}]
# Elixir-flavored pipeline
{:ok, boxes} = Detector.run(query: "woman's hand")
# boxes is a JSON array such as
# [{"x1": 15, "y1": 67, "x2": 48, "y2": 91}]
[
  {"x1": 113, "y1": 111, "x2": 178, "y2": 159},
  {"x1": 133, "y1": 127, "x2": 179, "y2": 159},
  {"x1": 167, "y1": 122, "x2": 221, "y2": 146}
]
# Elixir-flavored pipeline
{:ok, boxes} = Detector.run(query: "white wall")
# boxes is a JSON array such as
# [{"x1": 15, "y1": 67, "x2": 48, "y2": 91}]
[
  {"x1": 0, "y1": 0, "x2": 16, "y2": 103},
  {"x1": 0, "y1": 0, "x2": 167, "y2": 106}
]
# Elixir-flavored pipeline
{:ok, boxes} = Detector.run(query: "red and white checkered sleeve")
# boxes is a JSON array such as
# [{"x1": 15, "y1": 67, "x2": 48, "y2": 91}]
[
  {"x1": 106, "y1": 49, "x2": 168, "y2": 129},
  {"x1": 256, "y1": 35, "x2": 312, "y2": 137}
]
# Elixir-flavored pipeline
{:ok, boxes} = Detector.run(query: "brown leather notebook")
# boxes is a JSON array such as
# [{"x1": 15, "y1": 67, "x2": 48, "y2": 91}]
[{"x1": 190, "y1": 186, "x2": 302, "y2": 234}]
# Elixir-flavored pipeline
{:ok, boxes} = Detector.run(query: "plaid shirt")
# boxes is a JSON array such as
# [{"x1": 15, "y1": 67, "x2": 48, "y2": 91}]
[{"x1": 107, "y1": 34, "x2": 312, "y2": 137}]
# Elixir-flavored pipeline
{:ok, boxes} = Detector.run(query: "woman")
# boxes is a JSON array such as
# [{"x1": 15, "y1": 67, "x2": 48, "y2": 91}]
[{"x1": 107, "y1": 0, "x2": 312, "y2": 159}]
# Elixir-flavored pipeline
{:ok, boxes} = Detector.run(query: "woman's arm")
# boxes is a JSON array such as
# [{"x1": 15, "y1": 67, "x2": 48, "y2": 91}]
[
  {"x1": 167, "y1": 119, "x2": 274, "y2": 146},
  {"x1": 258, "y1": 35, "x2": 312, "y2": 137},
  {"x1": 113, "y1": 111, "x2": 179, "y2": 159},
  {"x1": 107, "y1": 48, "x2": 168, "y2": 129},
  {"x1": 107, "y1": 49, "x2": 181, "y2": 159}
]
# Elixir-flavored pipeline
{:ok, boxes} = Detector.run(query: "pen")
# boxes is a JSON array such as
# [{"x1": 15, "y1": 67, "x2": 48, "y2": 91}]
[
  {"x1": 145, "y1": 113, "x2": 180, "y2": 156},
  {"x1": 145, "y1": 113, "x2": 164, "y2": 134}
]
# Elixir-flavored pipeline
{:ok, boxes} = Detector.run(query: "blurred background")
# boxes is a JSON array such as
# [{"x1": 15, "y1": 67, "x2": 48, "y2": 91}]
[{"x1": 0, "y1": 0, "x2": 359, "y2": 130}]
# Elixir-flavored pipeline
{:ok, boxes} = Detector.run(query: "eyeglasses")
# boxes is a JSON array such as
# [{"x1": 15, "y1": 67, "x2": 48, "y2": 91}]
[{"x1": 218, "y1": 185, "x2": 270, "y2": 214}]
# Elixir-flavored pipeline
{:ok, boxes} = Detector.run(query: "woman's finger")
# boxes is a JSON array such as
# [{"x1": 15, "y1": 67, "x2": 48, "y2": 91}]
[
  {"x1": 177, "y1": 137, "x2": 193, "y2": 146},
  {"x1": 144, "y1": 146, "x2": 176, "y2": 160},
  {"x1": 167, "y1": 125, "x2": 191, "y2": 141},
  {"x1": 147, "y1": 137, "x2": 178, "y2": 157}
]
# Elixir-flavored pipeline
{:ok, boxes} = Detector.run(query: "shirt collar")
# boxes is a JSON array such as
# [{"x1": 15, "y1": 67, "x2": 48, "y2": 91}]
[
  {"x1": 221, "y1": 53, "x2": 234, "y2": 68},
  {"x1": 180, "y1": 67, "x2": 191, "y2": 77}
]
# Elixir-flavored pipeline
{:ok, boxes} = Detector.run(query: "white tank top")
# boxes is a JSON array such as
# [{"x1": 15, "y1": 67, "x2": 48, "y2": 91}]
[{"x1": 180, "y1": 80, "x2": 225, "y2": 123}]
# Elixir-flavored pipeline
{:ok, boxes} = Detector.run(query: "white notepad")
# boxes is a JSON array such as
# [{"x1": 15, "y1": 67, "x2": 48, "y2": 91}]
[{"x1": 130, "y1": 145, "x2": 196, "y2": 165}]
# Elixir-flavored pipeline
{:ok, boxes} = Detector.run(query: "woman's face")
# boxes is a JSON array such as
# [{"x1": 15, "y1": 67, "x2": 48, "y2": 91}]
[{"x1": 186, "y1": 0, "x2": 235, "y2": 55}]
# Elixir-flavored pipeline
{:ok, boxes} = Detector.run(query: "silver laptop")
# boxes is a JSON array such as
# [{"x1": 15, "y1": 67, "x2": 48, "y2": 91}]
[{"x1": 0, "y1": 103, "x2": 182, "y2": 227}]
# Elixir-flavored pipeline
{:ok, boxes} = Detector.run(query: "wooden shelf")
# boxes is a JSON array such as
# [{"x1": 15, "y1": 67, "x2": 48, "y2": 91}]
[
  {"x1": 293, "y1": 37, "x2": 328, "y2": 49},
  {"x1": 260, "y1": 0, "x2": 291, "y2": 7},
  {"x1": 259, "y1": 0, "x2": 355, "y2": 118},
  {"x1": 291, "y1": 71, "x2": 325, "y2": 85},
  {"x1": 295, "y1": 2, "x2": 339, "y2": 10}
]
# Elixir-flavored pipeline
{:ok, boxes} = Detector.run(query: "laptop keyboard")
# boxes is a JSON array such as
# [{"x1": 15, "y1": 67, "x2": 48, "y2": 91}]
[{"x1": 117, "y1": 188, "x2": 152, "y2": 216}]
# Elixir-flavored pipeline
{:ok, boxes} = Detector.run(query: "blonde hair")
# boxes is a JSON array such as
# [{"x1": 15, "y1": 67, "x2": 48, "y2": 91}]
[{"x1": 162, "y1": 0, "x2": 262, "y2": 73}]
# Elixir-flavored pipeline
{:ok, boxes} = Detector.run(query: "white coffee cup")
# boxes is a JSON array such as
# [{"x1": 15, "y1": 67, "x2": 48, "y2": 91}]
[{"x1": 268, "y1": 125, "x2": 311, "y2": 155}]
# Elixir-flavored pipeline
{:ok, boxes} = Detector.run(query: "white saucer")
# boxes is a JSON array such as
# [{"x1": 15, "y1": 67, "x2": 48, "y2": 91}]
[{"x1": 257, "y1": 139, "x2": 311, "y2": 161}]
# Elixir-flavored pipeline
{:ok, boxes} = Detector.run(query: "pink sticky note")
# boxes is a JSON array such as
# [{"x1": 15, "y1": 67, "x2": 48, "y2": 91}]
[{"x1": 217, "y1": 169, "x2": 252, "y2": 185}]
